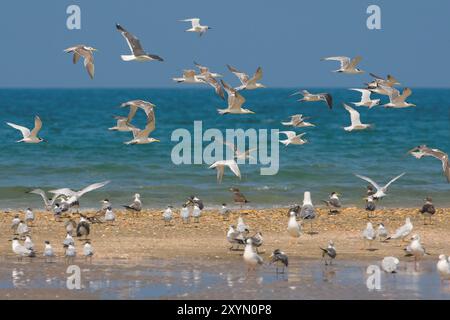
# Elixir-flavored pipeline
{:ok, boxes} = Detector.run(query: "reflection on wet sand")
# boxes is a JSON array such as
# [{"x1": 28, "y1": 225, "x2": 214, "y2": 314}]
[{"x1": 0, "y1": 258, "x2": 449, "y2": 299}]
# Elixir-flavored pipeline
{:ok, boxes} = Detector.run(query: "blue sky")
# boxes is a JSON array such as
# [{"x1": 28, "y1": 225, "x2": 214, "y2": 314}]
[{"x1": 1, "y1": 0, "x2": 449, "y2": 88}]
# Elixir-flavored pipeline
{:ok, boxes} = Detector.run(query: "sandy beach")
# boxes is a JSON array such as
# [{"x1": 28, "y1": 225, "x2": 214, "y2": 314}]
[{"x1": 1, "y1": 207, "x2": 449, "y2": 262}]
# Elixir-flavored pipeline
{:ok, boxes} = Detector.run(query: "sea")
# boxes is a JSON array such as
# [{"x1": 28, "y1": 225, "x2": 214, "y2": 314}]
[{"x1": 0, "y1": 88, "x2": 448, "y2": 209}]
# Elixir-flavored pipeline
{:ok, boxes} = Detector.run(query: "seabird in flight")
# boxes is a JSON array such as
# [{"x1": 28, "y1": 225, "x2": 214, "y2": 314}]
[
  {"x1": 292, "y1": 90, "x2": 333, "y2": 109},
  {"x1": 281, "y1": 114, "x2": 315, "y2": 128},
  {"x1": 349, "y1": 88, "x2": 380, "y2": 108},
  {"x1": 226, "y1": 65, "x2": 265, "y2": 90},
  {"x1": 382, "y1": 87, "x2": 415, "y2": 108},
  {"x1": 343, "y1": 103, "x2": 371, "y2": 132},
  {"x1": 321, "y1": 56, "x2": 364, "y2": 74},
  {"x1": 218, "y1": 80, "x2": 255, "y2": 115},
  {"x1": 6, "y1": 116, "x2": 46, "y2": 143},
  {"x1": 355, "y1": 173, "x2": 405, "y2": 199},
  {"x1": 28, "y1": 189, "x2": 61, "y2": 211},
  {"x1": 64, "y1": 45, "x2": 97, "y2": 79},
  {"x1": 49, "y1": 181, "x2": 110, "y2": 210},
  {"x1": 124, "y1": 111, "x2": 159, "y2": 145},
  {"x1": 109, "y1": 116, "x2": 136, "y2": 132},
  {"x1": 209, "y1": 159, "x2": 241, "y2": 183},
  {"x1": 279, "y1": 131, "x2": 307, "y2": 146},
  {"x1": 408, "y1": 145, "x2": 449, "y2": 182},
  {"x1": 116, "y1": 24, "x2": 163, "y2": 62},
  {"x1": 179, "y1": 18, "x2": 211, "y2": 36}
]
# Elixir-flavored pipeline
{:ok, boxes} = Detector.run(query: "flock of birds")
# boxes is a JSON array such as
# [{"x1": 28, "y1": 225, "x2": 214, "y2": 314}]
[{"x1": 3, "y1": 18, "x2": 450, "y2": 285}]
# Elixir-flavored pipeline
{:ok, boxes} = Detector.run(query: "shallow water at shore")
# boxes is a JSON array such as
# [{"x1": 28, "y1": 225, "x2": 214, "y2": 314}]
[{"x1": 0, "y1": 257, "x2": 449, "y2": 300}]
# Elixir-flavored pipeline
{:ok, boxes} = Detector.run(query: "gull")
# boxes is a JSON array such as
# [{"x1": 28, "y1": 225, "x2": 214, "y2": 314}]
[
  {"x1": 109, "y1": 116, "x2": 136, "y2": 132},
  {"x1": 321, "y1": 56, "x2": 364, "y2": 74},
  {"x1": 194, "y1": 61, "x2": 222, "y2": 78},
  {"x1": 407, "y1": 145, "x2": 449, "y2": 183},
  {"x1": 192, "y1": 204, "x2": 201, "y2": 223},
  {"x1": 363, "y1": 222, "x2": 375, "y2": 249},
  {"x1": 6, "y1": 116, "x2": 45, "y2": 143},
  {"x1": 270, "y1": 249, "x2": 289, "y2": 274},
  {"x1": 12, "y1": 238, "x2": 35, "y2": 261},
  {"x1": 120, "y1": 100, "x2": 156, "y2": 124},
  {"x1": 382, "y1": 86, "x2": 415, "y2": 108},
  {"x1": 281, "y1": 114, "x2": 315, "y2": 128},
  {"x1": 355, "y1": 173, "x2": 405, "y2": 199},
  {"x1": 25, "y1": 208, "x2": 34, "y2": 225},
  {"x1": 83, "y1": 242, "x2": 94, "y2": 263},
  {"x1": 179, "y1": 18, "x2": 211, "y2": 36},
  {"x1": 218, "y1": 80, "x2": 255, "y2": 115},
  {"x1": 243, "y1": 239, "x2": 263, "y2": 272},
  {"x1": 287, "y1": 211, "x2": 301, "y2": 240},
  {"x1": 123, "y1": 193, "x2": 142, "y2": 216},
  {"x1": 300, "y1": 191, "x2": 316, "y2": 234},
  {"x1": 365, "y1": 195, "x2": 376, "y2": 217},
  {"x1": 28, "y1": 189, "x2": 61, "y2": 211},
  {"x1": 229, "y1": 188, "x2": 249, "y2": 208},
  {"x1": 49, "y1": 181, "x2": 110, "y2": 209},
  {"x1": 219, "y1": 203, "x2": 231, "y2": 221},
  {"x1": 279, "y1": 131, "x2": 307, "y2": 146},
  {"x1": 43, "y1": 241, "x2": 54, "y2": 263},
  {"x1": 116, "y1": 24, "x2": 163, "y2": 62},
  {"x1": 163, "y1": 206, "x2": 173, "y2": 226},
  {"x1": 125, "y1": 112, "x2": 159, "y2": 145},
  {"x1": 209, "y1": 159, "x2": 241, "y2": 183},
  {"x1": 64, "y1": 45, "x2": 97, "y2": 79},
  {"x1": 322, "y1": 192, "x2": 341, "y2": 215},
  {"x1": 173, "y1": 69, "x2": 205, "y2": 84},
  {"x1": 376, "y1": 223, "x2": 388, "y2": 241},
  {"x1": 227, "y1": 225, "x2": 246, "y2": 251},
  {"x1": 381, "y1": 257, "x2": 400, "y2": 273},
  {"x1": 349, "y1": 89, "x2": 380, "y2": 108},
  {"x1": 292, "y1": 90, "x2": 333, "y2": 109},
  {"x1": 226, "y1": 65, "x2": 265, "y2": 90},
  {"x1": 76, "y1": 216, "x2": 90, "y2": 240},
  {"x1": 343, "y1": 103, "x2": 371, "y2": 131},
  {"x1": 386, "y1": 217, "x2": 413, "y2": 241},
  {"x1": 320, "y1": 240, "x2": 337, "y2": 265},
  {"x1": 64, "y1": 244, "x2": 76, "y2": 264},
  {"x1": 104, "y1": 206, "x2": 115, "y2": 223},
  {"x1": 419, "y1": 197, "x2": 436, "y2": 225},
  {"x1": 63, "y1": 233, "x2": 75, "y2": 246},
  {"x1": 404, "y1": 234, "x2": 429, "y2": 264},
  {"x1": 437, "y1": 255, "x2": 450, "y2": 281},
  {"x1": 180, "y1": 204, "x2": 190, "y2": 223}
]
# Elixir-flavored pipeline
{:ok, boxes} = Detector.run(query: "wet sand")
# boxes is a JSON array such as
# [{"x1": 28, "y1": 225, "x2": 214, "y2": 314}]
[{"x1": 0, "y1": 207, "x2": 449, "y2": 299}]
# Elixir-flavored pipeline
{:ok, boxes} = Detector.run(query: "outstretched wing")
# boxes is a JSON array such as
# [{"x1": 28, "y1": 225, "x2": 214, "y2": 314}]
[
  {"x1": 355, "y1": 174, "x2": 380, "y2": 191},
  {"x1": 6, "y1": 122, "x2": 30, "y2": 138},
  {"x1": 30, "y1": 116, "x2": 43, "y2": 137},
  {"x1": 227, "y1": 64, "x2": 249, "y2": 85},
  {"x1": 78, "y1": 181, "x2": 111, "y2": 197},
  {"x1": 343, "y1": 103, "x2": 361, "y2": 125},
  {"x1": 116, "y1": 24, "x2": 146, "y2": 56},
  {"x1": 383, "y1": 173, "x2": 405, "y2": 190},
  {"x1": 29, "y1": 189, "x2": 49, "y2": 206}
]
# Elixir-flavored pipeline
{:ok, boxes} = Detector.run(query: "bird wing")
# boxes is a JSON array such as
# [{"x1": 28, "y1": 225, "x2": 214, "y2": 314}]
[
  {"x1": 355, "y1": 174, "x2": 381, "y2": 191},
  {"x1": 29, "y1": 189, "x2": 49, "y2": 206},
  {"x1": 182, "y1": 18, "x2": 200, "y2": 28},
  {"x1": 183, "y1": 69, "x2": 196, "y2": 78},
  {"x1": 343, "y1": 103, "x2": 362, "y2": 125},
  {"x1": 249, "y1": 67, "x2": 263, "y2": 83},
  {"x1": 225, "y1": 160, "x2": 241, "y2": 179},
  {"x1": 350, "y1": 88, "x2": 371, "y2": 102},
  {"x1": 399, "y1": 88, "x2": 413, "y2": 101},
  {"x1": 6, "y1": 122, "x2": 30, "y2": 138},
  {"x1": 322, "y1": 56, "x2": 350, "y2": 68},
  {"x1": 349, "y1": 56, "x2": 362, "y2": 68},
  {"x1": 193, "y1": 61, "x2": 209, "y2": 74},
  {"x1": 320, "y1": 93, "x2": 333, "y2": 109},
  {"x1": 383, "y1": 173, "x2": 405, "y2": 190},
  {"x1": 49, "y1": 188, "x2": 77, "y2": 197},
  {"x1": 137, "y1": 109, "x2": 156, "y2": 138},
  {"x1": 227, "y1": 64, "x2": 249, "y2": 85},
  {"x1": 279, "y1": 131, "x2": 297, "y2": 140},
  {"x1": 30, "y1": 116, "x2": 43, "y2": 137},
  {"x1": 77, "y1": 181, "x2": 110, "y2": 197},
  {"x1": 202, "y1": 73, "x2": 225, "y2": 100},
  {"x1": 229, "y1": 90, "x2": 245, "y2": 111},
  {"x1": 116, "y1": 24, "x2": 146, "y2": 56}
]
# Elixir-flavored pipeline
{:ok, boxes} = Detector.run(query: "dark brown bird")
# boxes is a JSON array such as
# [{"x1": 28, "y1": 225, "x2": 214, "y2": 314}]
[
  {"x1": 419, "y1": 196, "x2": 436, "y2": 225},
  {"x1": 229, "y1": 188, "x2": 249, "y2": 208}
]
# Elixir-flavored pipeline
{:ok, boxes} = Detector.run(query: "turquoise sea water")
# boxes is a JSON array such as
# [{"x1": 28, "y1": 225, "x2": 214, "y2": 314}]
[{"x1": 0, "y1": 88, "x2": 448, "y2": 209}]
